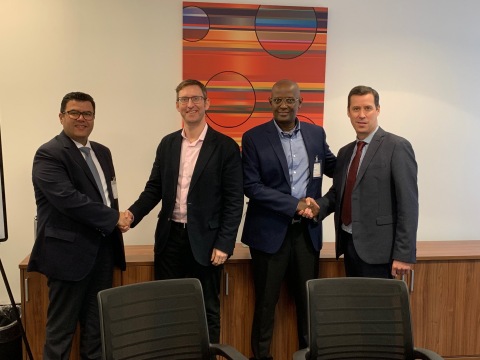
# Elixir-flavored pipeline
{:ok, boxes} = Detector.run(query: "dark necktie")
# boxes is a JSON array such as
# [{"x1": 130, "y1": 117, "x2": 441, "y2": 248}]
[
  {"x1": 79, "y1": 147, "x2": 107, "y2": 205},
  {"x1": 341, "y1": 141, "x2": 366, "y2": 226}
]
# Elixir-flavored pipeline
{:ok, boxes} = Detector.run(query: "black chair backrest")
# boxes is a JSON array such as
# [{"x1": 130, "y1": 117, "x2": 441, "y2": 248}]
[
  {"x1": 98, "y1": 278, "x2": 211, "y2": 360},
  {"x1": 306, "y1": 278, "x2": 414, "y2": 360}
]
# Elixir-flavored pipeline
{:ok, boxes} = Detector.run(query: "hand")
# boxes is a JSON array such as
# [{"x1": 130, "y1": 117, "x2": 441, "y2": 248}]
[
  {"x1": 391, "y1": 260, "x2": 413, "y2": 277},
  {"x1": 117, "y1": 210, "x2": 133, "y2": 233},
  {"x1": 296, "y1": 197, "x2": 320, "y2": 219},
  {"x1": 296, "y1": 198, "x2": 308, "y2": 215},
  {"x1": 211, "y1": 248, "x2": 228, "y2": 266},
  {"x1": 303, "y1": 197, "x2": 320, "y2": 219}
]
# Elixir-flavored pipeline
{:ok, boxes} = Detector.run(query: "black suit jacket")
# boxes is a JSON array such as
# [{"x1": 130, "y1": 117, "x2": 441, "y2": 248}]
[
  {"x1": 28, "y1": 131, "x2": 126, "y2": 281},
  {"x1": 129, "y1": 126, "x2": 244, "y2": 266}
]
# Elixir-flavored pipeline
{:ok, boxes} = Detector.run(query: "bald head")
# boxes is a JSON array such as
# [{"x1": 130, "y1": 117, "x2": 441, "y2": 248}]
[
  {"x1": 272, "y1": 79, "x2": 300, "y2": 98},
  {"x1": 269, "y1": 79, "x2": 303, "y2": 131}
]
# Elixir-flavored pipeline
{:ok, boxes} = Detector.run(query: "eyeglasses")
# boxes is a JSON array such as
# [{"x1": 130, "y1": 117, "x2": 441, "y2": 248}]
[
  {"x1": 177, "y1": 96, "x2": 205, "y2": 104},
  {"x1": 63, "y1": 110, "x2": 95, "y2": 121},
  {"x1": 270, "y1": 97, "x2": 300, "y2": 105}
]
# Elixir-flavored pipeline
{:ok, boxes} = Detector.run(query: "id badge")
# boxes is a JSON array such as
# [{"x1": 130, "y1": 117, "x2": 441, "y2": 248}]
[
  {"x1": 111, "y1": 178, "x2": 119, "y2": 199},
  {"x1": 313, "y1": 157, "x2": 322, "y2": 178}
]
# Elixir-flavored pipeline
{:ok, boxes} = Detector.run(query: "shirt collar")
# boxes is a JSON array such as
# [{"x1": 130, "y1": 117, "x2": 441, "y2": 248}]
[
  {"x1": 358, "y1": 126, "x2": 379, "y2": 144},
  {"x1": 273, "y1": 118, "x2": 301, "y2": 137},
  {"x1": 181, "y1": 123, "x2": 208, "y2": 145},
  {"x1": 72, "y1": 139, "x2": 91, "y2": 149}
]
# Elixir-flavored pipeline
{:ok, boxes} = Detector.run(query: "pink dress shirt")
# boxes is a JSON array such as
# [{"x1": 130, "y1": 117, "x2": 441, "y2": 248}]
[{"x1": 171, "y1": 124, "x2": 208, "y2": 223}]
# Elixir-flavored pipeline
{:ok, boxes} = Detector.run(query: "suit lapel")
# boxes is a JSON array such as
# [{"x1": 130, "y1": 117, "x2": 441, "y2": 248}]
[
  {"x1": 299, "y1": 124, "x2": 316, "y2": 181},
  {"x1": 356, "y1": 128, "x2": 385, "y2": 185},
  {"x1": 189, "y1": 127, "x2": 216, "y2": 192},
  {"x1": 91, "y1": 143, "x2": 116, "y2": 208},
  {"x1": 92, "y1": 144, "x2": 111, "y2": 180},
  {"x1": 170, "y1": 132, "x2": 182, "y2": 187},
  {"x1": 61, "y1": 133, "x2": 98, "y2": 191},
  {"x1": 265, "y1": 120, "x2": 290, "y2": 184},
  {"x1": 60, "y1": 132, "x2": 109, "y2": 206}
]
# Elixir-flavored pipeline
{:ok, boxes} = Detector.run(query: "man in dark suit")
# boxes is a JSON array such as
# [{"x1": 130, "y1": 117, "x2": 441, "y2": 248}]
[
  {"x1": 242, "y1": 79, "x2": 336, "y2": 360},
  {"x1": 28, "y1": 92, "x2": 128, "y2": 360},
  {"x1": 126, "y1": 79, "x2": 244, "y2": 344},
  {"x1": 319, "y1": 85, "x2": 418, "y2": 278}
]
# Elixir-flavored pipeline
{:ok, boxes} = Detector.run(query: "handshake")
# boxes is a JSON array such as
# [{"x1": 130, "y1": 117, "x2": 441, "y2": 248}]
[
  {"x1": 117, "y1": 210, "x2": 134, "y2": 233},
  {"x1": 296, "y1": 197, "x2": 320, "y2": 219}
]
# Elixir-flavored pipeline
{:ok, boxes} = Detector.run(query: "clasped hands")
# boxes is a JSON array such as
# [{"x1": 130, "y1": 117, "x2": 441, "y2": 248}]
[
  {"x1": 296, "y1": 197, "x2": 320, "y2": 219},
  {"x1": 117, "y1": 210, "x2": 133, "y2": 233}
]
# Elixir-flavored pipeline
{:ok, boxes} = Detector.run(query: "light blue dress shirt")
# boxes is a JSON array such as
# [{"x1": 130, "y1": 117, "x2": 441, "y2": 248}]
[{"x1": 274, "y1": 120, "x2": 309, "y2": 199}]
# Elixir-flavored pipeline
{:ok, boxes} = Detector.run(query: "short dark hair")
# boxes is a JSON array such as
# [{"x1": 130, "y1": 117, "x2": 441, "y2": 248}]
[
  {"x1": 347, "y1": 86, "x2": 380, "y2": 108},
  {"x1": 60, "y1": 92, "x2": 95, "y2": 113},
  {"x1": 175, "y1": 79, "x2": 208, "y2": 99}
]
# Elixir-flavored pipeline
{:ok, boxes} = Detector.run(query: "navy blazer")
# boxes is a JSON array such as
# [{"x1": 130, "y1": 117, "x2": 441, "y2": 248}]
[
  {"x1": 319, "y1": 127, "x2": 418, "y2": 264},
  {"x1": 128, "y1": 126, "x2": 244, "y2": 266},
  {"x1": 28, "y1": 131, "x2": 126, "y2": 281},
  {"x1": 242, "y1": 119, "x2": 336, "y2": 254}
]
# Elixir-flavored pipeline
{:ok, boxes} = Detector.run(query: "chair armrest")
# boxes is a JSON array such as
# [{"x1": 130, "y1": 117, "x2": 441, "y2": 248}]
[
  {"x1": 210, "y1": 343, "x2": 248, "y2": 360},
  {"x1": 414, "y1": 347, "x2": 444, "y2": 360},
  {"x1": 293, "y1": 348, "x2": 309, "y2": 360}
]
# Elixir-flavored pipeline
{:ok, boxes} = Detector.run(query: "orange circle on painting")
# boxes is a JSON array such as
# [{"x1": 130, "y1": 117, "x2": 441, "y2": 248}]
[
  {"x1": 255, "y1": 6, "x2": 317, "y2": 59},
  {"x1": 206, "y1": 72, "x2": 256, "y2": 128}
]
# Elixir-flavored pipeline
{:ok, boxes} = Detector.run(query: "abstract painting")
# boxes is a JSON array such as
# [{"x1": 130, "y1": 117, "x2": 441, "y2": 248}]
[{"x1": 183, "y1": 2, "x2": 328, "y2": 144}]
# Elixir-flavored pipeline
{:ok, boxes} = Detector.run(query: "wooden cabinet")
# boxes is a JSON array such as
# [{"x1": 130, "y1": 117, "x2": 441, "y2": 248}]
[
  {"x1": 20, "y1": 242, "x2": 480, "y2": 360},
  {"x1": 21, "y1": 269, "x2": 82, "y2": 360},
  {"x1": 21, "y1": 269, "x2": 51, "y2": 360},
  {"x1": 409, "y1": 257, "x2": 480, "y2": 358}
]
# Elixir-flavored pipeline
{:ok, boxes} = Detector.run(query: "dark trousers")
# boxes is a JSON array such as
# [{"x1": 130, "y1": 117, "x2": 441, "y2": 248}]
[
  {"x1": 249, "y1": 221, "x2": 319, "y2": 360},
  {"x1": 340, "y1": 230, "x2": 392, "y2": 278},
  {"x1": 44, "y1": 238, "x2": 114, "y2": 360},
  {"x1": 154, "y1": 223, "x2": 223, "y2": 343}
]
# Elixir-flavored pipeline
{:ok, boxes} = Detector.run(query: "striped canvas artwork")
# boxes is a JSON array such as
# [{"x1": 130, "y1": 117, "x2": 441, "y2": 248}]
[{"x1": 183, "y1": 2, "x2": 328, "y2": 144}]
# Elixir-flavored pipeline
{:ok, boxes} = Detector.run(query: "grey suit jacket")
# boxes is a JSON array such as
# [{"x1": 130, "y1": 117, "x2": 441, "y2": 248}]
[{"x1": 319, "y1": 127, "x2": 418, "y2": 264}]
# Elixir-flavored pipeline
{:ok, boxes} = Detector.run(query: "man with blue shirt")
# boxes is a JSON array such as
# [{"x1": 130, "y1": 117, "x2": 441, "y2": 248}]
[{"x1": 242, "y1": 79, "x2": 336, "y2": 360}]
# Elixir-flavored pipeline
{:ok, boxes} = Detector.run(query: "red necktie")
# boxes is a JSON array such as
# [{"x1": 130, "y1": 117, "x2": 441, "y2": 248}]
[{"x1": 341, "y1": 141, "x2": 366, "y2": 226}]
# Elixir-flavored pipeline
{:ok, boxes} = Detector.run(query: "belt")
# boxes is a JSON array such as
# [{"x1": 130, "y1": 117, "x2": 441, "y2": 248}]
[
  {"x1": 291, "y1": 215, "x2": 302, "y2": 225},
  {"x1": 171, "y1": 221, "x2": 187, "y2": 229}
]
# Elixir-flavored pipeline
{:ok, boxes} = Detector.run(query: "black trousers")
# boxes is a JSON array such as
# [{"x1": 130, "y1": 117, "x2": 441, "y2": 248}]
[
  {"x1": 340, "y1": 230, "x2": 392, "y2": 278},
  {"x1": 44, "y1": 238, "x2": 114, "y2": 360},
  {"x1": 154, "y1": 223, "x2": 223, "y2": 343},
  {"x1": 249, "y1": 221, "x2": 319, "y2": 360}
]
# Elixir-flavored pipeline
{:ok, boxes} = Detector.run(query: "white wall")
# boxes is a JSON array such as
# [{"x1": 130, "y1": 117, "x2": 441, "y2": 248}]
[{"x1": 0, "y1": 0, "x2": 479, "y2": 303}]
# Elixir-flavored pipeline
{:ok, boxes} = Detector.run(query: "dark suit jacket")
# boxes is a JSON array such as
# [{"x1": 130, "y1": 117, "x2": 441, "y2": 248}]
[
  {"x1": 319, "y1": 127, "x2": 418, "y2": 264},
  {"x1": 241, "y1": 119, "x2": 336, "y2": 254},
  {"x1": 128, "y1": 126, "x2": 244, "y2": 266},
  {"x1": 28, "y1": 131, "x2": 126, "y2": 281}
]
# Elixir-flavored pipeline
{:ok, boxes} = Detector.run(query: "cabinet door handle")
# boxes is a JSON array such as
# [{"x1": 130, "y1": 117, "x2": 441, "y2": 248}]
[
  {"x1": 25, "y1": 278, "x2": 29, "y2": 302},
  {"x1": 225, "y1": 272, "x2": 229, "y2": 296},
  {"x1": 410, "y1": 269, "x2": 415, "y2": 292}
]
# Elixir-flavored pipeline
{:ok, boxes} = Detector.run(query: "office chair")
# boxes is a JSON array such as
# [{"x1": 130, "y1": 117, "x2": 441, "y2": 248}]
[
  {"x1": 293, "y1": 278, "x2": 443, "y2": 360},
  {"x1": 98, "y1": 278, "x2": 247, "y2": 360}
]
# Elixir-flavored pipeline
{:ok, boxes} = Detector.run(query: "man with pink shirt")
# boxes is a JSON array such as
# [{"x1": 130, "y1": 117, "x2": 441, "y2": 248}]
[{"x1": 126, "y1": 79, "x2": 244, "y2": 343}]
